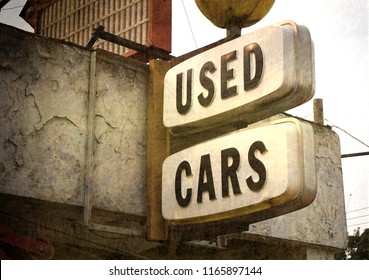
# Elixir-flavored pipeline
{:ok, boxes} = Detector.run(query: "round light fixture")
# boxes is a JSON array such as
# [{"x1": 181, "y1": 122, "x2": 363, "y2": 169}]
[{"x1": 195, "y1": 0, "x2": 275, "y2": 34}]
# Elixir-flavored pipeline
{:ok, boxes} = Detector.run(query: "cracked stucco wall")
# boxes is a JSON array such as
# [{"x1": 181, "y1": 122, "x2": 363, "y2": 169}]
[
  {"x1": 93, "y1": 51, "x2": 148, "y2": 214},
  {"x1": 241, "y1": 120, "x2": 347, "y2": 251},
  {"x1": 0, "y1": 24, "x2": 148, "y2": 216}
]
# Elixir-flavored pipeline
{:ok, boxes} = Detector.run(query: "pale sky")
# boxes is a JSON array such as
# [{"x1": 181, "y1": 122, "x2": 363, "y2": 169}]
[{"x1": 1, "y1": 0, "x2": 368, "y2": 234}]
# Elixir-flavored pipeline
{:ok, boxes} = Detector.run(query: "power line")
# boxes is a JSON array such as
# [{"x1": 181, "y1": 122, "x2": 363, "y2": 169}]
[
  {"x1": 325, "y1": 118, "x2": 369, "y2": 149},
  {"x1": 181, "y1": 0, "x2": 198, "y2": 48},
  {"x1": 347, "y1": 207, "x2": 369, "y2": 214},
  {"x1": 342, "y1": 151, "x2": 369, "y2": 158},
  {"x1": 347, "y1": 214, "x2": 369, "y2": 220},
  {"x1": 323, "y1": 118, "x2": 369, "y2": 158},
  {"x1": 347, "y1": 222, "x2": 369, "y2": 227}
]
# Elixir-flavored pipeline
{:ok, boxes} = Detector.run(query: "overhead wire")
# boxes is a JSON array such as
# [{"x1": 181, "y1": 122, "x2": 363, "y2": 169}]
[
  {"x1": 347, "y1": 214, "x2": 369, "y2": 220},
  {"x1": 346, "y1": 207, "x2": 369, "y2": 229},
  {"x1": 181, "y1": 0, "x2": 198, "y2": 48},
  {"x1": 347, "y1": 207, "x2": 369, "y2": 213},
  {"x1": 325, "y1": 118, "x2": 369, "y2": 149},
  {"x1": 347, "y1": 222, "x2": 369, "y2": 228}
]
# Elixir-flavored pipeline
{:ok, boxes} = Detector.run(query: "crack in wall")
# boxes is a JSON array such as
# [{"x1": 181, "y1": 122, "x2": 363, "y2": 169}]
[
  {"x1": 127, "y1": 118, "x2": 137, "y2": 128},
  {"x1": 4, "y1": 138, "x2": 23, "y2": 168},
  {"x1": 95, "y1": 114, "x2": 117, "y2": 129},
  {"x1": 33, "y1": 116, "x2": 82, "y2": 134},
  {"x1": 94, "y1": 114, "x2": 117, "y2": 144},
  {"x1": 24, "y1": 89, "x2": 42, "y2": 128},
  {"x1": 0, "y1": 81, "x2": 16, "y2": 119}
]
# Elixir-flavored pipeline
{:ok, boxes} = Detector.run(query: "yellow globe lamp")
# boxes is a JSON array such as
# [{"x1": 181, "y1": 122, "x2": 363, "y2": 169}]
[{"x1": 195, "y1": 0, "x2": 275, "y2": 35}]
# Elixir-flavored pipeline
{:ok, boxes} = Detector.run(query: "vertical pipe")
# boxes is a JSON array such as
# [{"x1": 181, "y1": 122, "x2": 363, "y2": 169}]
[
  {"x1": 84, "y1": 51, "x2": 97, "y2": 226},
  {"x1": 146, "y1": 60, "x2": 171, "y2": 241},
  {"x1": 314, "y1": 98, "x2": 324, "y2": 125}
]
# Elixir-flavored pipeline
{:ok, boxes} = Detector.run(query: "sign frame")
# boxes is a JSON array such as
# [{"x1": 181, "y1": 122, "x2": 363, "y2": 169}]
[
  {"x1": 162, "y1": 117, "x2": 317, "y2": 226},
  {"x1": 163, "y1": 21, "x2": 315, "y2": 136}
]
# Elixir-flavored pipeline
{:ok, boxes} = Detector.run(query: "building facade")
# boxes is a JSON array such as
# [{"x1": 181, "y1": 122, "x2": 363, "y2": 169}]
[{"x1": 20, "y1": 0, "x2": 171, "y2": 57}]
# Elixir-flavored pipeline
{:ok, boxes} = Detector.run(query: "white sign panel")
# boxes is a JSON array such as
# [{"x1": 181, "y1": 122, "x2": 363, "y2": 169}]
[
  {"x1": 162, "y1": 118, "x2": 316, "y2": 225},
  {"x1": 163, "y1": 21, "x2": 314, "y2": 135}
]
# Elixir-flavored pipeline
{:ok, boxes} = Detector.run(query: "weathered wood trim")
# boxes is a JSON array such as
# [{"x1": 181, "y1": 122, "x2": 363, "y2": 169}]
[{"x1": 146, "y1": 59, "x2": 171, "y2": 241}]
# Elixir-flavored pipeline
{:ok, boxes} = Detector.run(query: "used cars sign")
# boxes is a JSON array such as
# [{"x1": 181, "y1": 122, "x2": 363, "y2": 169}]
[
  {"x1": 162, "y1": 118, "x2": 317, "y2": 225},
  {"x1": 163, "y1": 21, "x2": 314, "y2": 135}
]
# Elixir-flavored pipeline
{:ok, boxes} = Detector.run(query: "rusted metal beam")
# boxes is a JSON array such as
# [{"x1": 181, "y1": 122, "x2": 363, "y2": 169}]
[
  {"x1": 341, "y1": 152, "x2": 369, "y2": 158},
  {"x1": 86, "y1": 25, "x2": 173, "y2": 60},
  {"x1": 171, "y1": 34, "x2": 239, "y2": 66}
]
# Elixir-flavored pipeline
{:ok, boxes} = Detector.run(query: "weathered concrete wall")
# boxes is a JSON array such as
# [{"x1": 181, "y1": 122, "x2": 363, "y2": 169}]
[
  {"x1": 93, "y1": 52, "x2": 148, "y2": 214},
  {"x1": 0, "y1": 23, "x2": 148, "y2": 216},
  {"x1": 0, "y1": 24, "x2": 89, "y2": 206},
  {"x1": 239, "y1": 118, "x2": 347, "y2": 254}
]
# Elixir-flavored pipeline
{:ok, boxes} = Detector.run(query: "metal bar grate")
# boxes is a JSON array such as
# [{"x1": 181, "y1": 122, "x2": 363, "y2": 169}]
[{"x1": 38, "y1": 0, "x2": 149, "y2": 55}]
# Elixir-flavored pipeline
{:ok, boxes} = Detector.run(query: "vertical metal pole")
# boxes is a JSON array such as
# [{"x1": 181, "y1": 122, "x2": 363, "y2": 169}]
[
  {"x1": 226, "y1": 24, "x2": 241, "y2": 37},
  {"x1": 84, "y1": 51, "x2": 97, "y2": 226},
  {"x1": 146, "y1": 59, "x2": 171, "y2": 241},
  {"x1": 314, "y1": 98, "x2": 324, "y2": 125}
]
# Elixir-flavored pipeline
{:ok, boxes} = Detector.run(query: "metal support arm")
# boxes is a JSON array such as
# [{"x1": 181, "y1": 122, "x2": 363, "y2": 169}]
[{"x1": 86, "y1": 26, "x2": 173, "y2": 60}]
